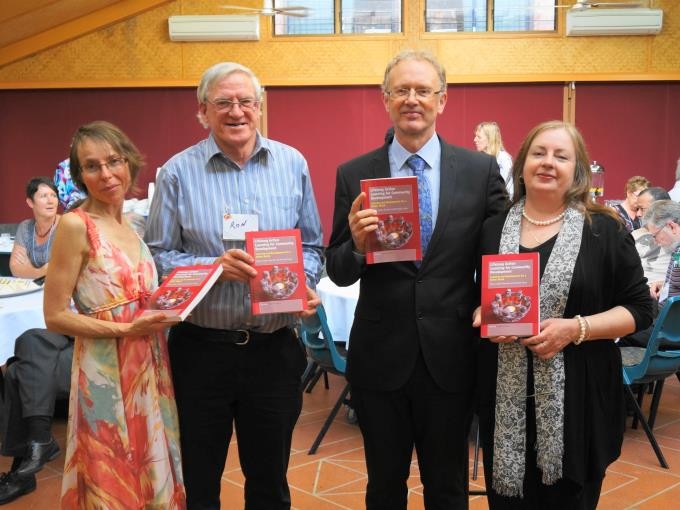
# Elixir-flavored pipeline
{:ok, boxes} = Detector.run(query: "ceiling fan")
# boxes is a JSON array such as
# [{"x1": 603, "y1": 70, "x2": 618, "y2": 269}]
[
  {"x1": 220, "y1": 0, "x2": 309, "y2": 17},
  {"x1": 556, "y1": 0, "x2": 646, "y2": 9}
]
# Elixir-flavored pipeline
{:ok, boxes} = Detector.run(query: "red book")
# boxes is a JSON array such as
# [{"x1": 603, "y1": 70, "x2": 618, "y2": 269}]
[
  {"x1": 360, "y1": 176, "x2": 421, "y2": 264},
  {"x1": 246, "y1": 229, "x2": 308, "y2": 315},
  {"x1": 142, "y1": 263, "x2": 222, "y2": 321},
  {"x1": 480, "y1": 253, "x2": 540, "y2": 338}
]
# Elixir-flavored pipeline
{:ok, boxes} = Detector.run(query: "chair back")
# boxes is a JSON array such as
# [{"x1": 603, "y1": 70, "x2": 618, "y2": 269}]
[
  {"x1": 623, "y1": 295, "x2": 680, "y2": 385},
  {"x1": 300, "y1": 304, "x2": 346, "y2": 374}
]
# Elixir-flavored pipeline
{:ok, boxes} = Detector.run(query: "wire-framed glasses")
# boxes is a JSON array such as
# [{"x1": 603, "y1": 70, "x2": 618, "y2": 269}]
[
  {"x1": 206, "y1": 98, "x2": 260, "y2": 112},
  {"x1": 81, "y1": 156, "x2": 127, "y2": 174},
  {"x1": 386, "y1": 88, "x2": 443, "y2": 100}
]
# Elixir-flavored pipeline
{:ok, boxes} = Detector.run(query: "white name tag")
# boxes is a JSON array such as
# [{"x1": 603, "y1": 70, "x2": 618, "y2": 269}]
[{"x1": 223, "y1": 213, "x2": 258, "y2": 240}]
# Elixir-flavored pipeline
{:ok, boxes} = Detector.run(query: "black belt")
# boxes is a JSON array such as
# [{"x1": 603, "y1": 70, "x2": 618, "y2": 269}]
[{"x1": 174, "y1": 321, "x2": 291, "y2": 346}]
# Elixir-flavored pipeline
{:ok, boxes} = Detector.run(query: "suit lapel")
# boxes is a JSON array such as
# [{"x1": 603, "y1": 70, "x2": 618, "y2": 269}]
[{"x1": 369, "y1": 144, "x2": 392, "y2": 180}]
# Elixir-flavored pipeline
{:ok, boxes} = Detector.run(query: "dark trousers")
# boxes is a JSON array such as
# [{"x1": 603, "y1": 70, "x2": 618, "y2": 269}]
[
  {"x1": 168, "y1": 322, "x2": 307, "y2": 510},
  {"x1": 350, "y1": 352, "x2": 473, "y2": 510},
  {"x1": 1, "y1": 329, "x2": 73, "y2": 457}
]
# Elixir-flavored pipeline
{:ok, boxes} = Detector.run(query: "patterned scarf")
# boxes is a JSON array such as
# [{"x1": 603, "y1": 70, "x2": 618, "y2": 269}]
[{"x1": 492, "y1": 198, "x2": 584, "y2": 497}]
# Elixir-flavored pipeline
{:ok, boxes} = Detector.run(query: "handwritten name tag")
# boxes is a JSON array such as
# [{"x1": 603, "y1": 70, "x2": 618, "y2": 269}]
[{"x1": 223, "y1": 213, "x2": 258, "y2": 240}]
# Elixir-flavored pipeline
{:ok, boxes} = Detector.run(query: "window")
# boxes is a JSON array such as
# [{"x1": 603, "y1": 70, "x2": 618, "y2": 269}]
[
  {"x1": 274, "y1": 0, "x2": 402, "y2": 35},
  {"x1": 425, "y1": 0, "x2": 556, "y2": 33},
  {"x1": 274, "y1": 0, "x2": 334, "y2": 35}
]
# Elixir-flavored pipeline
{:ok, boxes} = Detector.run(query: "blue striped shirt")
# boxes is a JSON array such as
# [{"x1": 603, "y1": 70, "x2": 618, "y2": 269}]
[{"x1": 144, "y1": 133, "x2": 324, "y2": 332}]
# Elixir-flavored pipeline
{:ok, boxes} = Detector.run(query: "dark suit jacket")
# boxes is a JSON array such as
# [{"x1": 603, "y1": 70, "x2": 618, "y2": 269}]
[{"x1": 326, "y1": 136, "x2": 508, "y2": 393}]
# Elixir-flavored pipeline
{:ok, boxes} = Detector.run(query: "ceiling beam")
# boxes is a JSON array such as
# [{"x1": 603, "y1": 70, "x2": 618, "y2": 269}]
[{"x1": 0, "y1": 0, "x2": 172, "y2": 68}]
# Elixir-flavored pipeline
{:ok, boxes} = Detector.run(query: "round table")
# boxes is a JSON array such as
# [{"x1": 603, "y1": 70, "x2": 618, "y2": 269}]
[
  {"x1": 0, "y1": 288, "x2": 45, "y2": 365},
  {"x1": 316, "y1": 277, "x2": 359, "y2": 347}
]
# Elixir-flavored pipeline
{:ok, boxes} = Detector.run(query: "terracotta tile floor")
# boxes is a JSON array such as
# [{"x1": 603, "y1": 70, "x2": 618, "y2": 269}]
[{"x1": 3, "y1": 374, "x2": 679, "y2": 509}]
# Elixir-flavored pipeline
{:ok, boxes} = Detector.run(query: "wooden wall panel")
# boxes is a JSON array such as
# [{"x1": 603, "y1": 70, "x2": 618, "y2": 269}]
[{"x1": 1, "y1": 0, "x2": 679, "y2": 88}]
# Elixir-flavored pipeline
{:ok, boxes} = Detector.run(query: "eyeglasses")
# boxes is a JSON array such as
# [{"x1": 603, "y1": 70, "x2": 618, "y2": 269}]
[
  {"x1": 386, "y1": 88, "x2": 443, "y2": 100},
  {"x1": 206, "y1": 98, "x2": 260, "y2": 112},
  {"x1": 81, "y1": 156, "x2": 127, "y2": 174},
  {"x1": 650, "y1": 224, "x2": 669, "y2": 241}
]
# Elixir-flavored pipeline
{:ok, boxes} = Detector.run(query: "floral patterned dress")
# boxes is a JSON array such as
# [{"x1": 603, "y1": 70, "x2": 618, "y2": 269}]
[{"x1": 61, "y1": 209, "x2": 185, "y2": 509}]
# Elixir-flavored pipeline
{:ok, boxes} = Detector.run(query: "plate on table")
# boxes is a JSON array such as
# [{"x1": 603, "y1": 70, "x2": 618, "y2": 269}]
[{"x1": 0, "y1": 277, "x2": 43, "y2": 298}]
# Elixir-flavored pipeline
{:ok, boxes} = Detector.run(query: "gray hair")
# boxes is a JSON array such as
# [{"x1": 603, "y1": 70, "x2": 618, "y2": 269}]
[
  {"x1": 639, "y1": 187, "x2": 671, "y2": 202},
  {"x1": 643, "y1": 199, "x2": 680, "y2": 228},
  {"x1": 197, "y1": 62, "x2": 263, "y2": 103},
  {"x1": 675, "y1": 157, "x2": 680, "y2": 181},
  {"x1": 381, "y1": 49, "x2": 446, "y2": 94},
  {"x1": 196, "y1": 62, "x2": 263, "y2": 128}
]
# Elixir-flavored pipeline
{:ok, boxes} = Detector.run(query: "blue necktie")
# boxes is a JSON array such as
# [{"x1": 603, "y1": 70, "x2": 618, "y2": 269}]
[{"x1": 407, "y1": 154, "x2": 433, "y2": 256}]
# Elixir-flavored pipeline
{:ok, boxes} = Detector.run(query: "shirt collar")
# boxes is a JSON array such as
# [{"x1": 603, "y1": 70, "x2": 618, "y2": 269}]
[
  {"x1": 390, "y1": 132, "x2": 440, "y2": 171},
  {"x1": 206, "y1": 132, "x2": 270, "y2": 166}
]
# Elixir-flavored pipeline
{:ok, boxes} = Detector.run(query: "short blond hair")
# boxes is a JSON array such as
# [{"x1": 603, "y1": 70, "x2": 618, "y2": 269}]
[{"x1": 625, "y1": 176, "x2": 650, "y2": 194}]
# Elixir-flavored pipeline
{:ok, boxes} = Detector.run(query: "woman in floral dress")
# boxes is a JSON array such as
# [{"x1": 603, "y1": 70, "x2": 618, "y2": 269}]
[{"x1": 44, "y1": 121, "x2": 186, "y2": 509}]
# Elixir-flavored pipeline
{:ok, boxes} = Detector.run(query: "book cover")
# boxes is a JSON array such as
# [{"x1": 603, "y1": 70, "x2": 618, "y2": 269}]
[
  {"x1": 480, "y1": 252, "x2": 540, "y2": 338},
  {"x1": 142, "y1": 263, "x2": 222, "y2": 321},
  {"x1": 360, "y1": 176, "x2": 421, "y2": 264},
  {"x1": 246, "y1": 229, "x2": 308, "y2": 315}
]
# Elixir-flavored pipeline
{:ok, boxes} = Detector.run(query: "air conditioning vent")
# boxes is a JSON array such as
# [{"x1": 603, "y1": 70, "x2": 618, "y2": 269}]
[
  {"x1": 168, "y1": 15, "x2": 260, "y2": 41},
  {"x1": 566, "y1": 8, "x2": 663, "y2": 36}
]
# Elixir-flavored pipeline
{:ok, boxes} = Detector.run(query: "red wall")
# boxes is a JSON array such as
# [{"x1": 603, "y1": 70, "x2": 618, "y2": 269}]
[
  {"x1": 267, "y1": 83, "x2": 564, "y2": 242},
  {"x1": 0, "y1": 88, "x2": 206, "y2": 223},
  {"x1": 2, "y1": 83, "x2": 678, "y2": 244},
  {"x1": 575, "y1": 82, "x2": 680, "y2": 199}
]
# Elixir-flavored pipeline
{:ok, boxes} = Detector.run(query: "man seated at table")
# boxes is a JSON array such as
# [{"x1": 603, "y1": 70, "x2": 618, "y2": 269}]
[
  {"x1": 619, "y1": 199, "x2": 680, "y2": 349},
  {"x1": 632, "y1": 187, "x2": 672, "y2": 285},
  {"x1": 0, "y1": 327, "x2": 73, "y2": 506}
]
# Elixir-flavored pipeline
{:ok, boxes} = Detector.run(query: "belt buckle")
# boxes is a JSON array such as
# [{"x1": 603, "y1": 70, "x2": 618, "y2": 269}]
[{"x1": 234, "y1": 329, "x2": 250, "y2": 345}]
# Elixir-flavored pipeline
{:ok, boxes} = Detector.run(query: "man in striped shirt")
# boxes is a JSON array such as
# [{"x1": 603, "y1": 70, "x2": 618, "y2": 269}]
[{"x1": 145, "y1": 62, "x2": 324, "y2": 510}]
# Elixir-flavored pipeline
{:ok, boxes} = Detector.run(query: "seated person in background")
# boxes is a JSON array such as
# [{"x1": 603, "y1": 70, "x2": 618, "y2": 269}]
[
  {"x1": 611, "y1": 175, "x2": 650, "y2": 232},
  {"x1": 474, "y1": 121, "x2": 514, "y2": 198},
  {"x1": 53, "y1": 158, "x2": 86, "y2": 211},
  {"x1": 632, "y1": 187, "x2": 672, "y2": 285},
  {"x1": 0, "y1": 330, "x2": 73, "y2": 505},
  {"x1": 10, "y1": 177, "x2": 61, "y2": 279},
  {"x1": 668, "y1": 157, "x2": 680, "y2": 202},
  {"x1": 619, "y1": 200, "x2": 680, "y2": 349}
]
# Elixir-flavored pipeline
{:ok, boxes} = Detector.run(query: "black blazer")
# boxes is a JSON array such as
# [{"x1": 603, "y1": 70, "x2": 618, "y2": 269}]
[{"x1": 326, "y1": 136, "x2": 508, "y2": 392}]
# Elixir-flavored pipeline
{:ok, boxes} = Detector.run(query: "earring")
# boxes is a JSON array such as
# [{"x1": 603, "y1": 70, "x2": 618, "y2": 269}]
[{"x1": 519, "y1": 175, "x2": 524, "y2": 183}]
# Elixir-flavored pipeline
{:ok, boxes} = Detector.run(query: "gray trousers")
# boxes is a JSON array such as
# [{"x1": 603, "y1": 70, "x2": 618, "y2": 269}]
[{"x1": 0, "y1": 329, "x2": 73, "y2": 457}]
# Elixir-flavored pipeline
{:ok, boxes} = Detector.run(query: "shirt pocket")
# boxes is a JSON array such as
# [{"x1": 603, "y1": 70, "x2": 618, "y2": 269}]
[{"x1": 256, "y1": 195, "x2": 300, "y2": 230}]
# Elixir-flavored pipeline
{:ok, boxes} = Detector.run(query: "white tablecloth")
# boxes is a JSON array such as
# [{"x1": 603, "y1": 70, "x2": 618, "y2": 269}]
[
  {"x1": 316, "y1": 277, "x2": 359, "y2": 346},
  {"x1": 0, "y1": 289, "x2": 45, "y2": 365}
]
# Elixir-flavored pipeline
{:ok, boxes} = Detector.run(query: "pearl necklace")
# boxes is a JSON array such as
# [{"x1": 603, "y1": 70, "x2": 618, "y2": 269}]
[{"x1": 522, "y1": 209, "x2": 566, "y2": 226}]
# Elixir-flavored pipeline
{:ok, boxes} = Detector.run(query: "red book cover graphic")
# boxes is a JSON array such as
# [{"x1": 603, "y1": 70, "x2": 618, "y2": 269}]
[
  {"x1": 246, "y1": 229, "x2": 308, "y2": 315},
  {"x1": 481, "y1": 252, "x2": 540, "y2": 338},
  {"x1": 360, "y1": 176, "x2": 421, "y2": 264},
  {"x1": 142, "y1": 263, "x2": 222, "y2": 321}
]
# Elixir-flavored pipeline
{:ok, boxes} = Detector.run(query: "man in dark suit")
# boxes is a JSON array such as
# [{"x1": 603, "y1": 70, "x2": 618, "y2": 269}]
[
  {"x1": 0, "y1": 329, "x2": 72, "y2": 504},
  {"x1": 325, "y1": 50, "x2": 508, "y2": 509}
]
